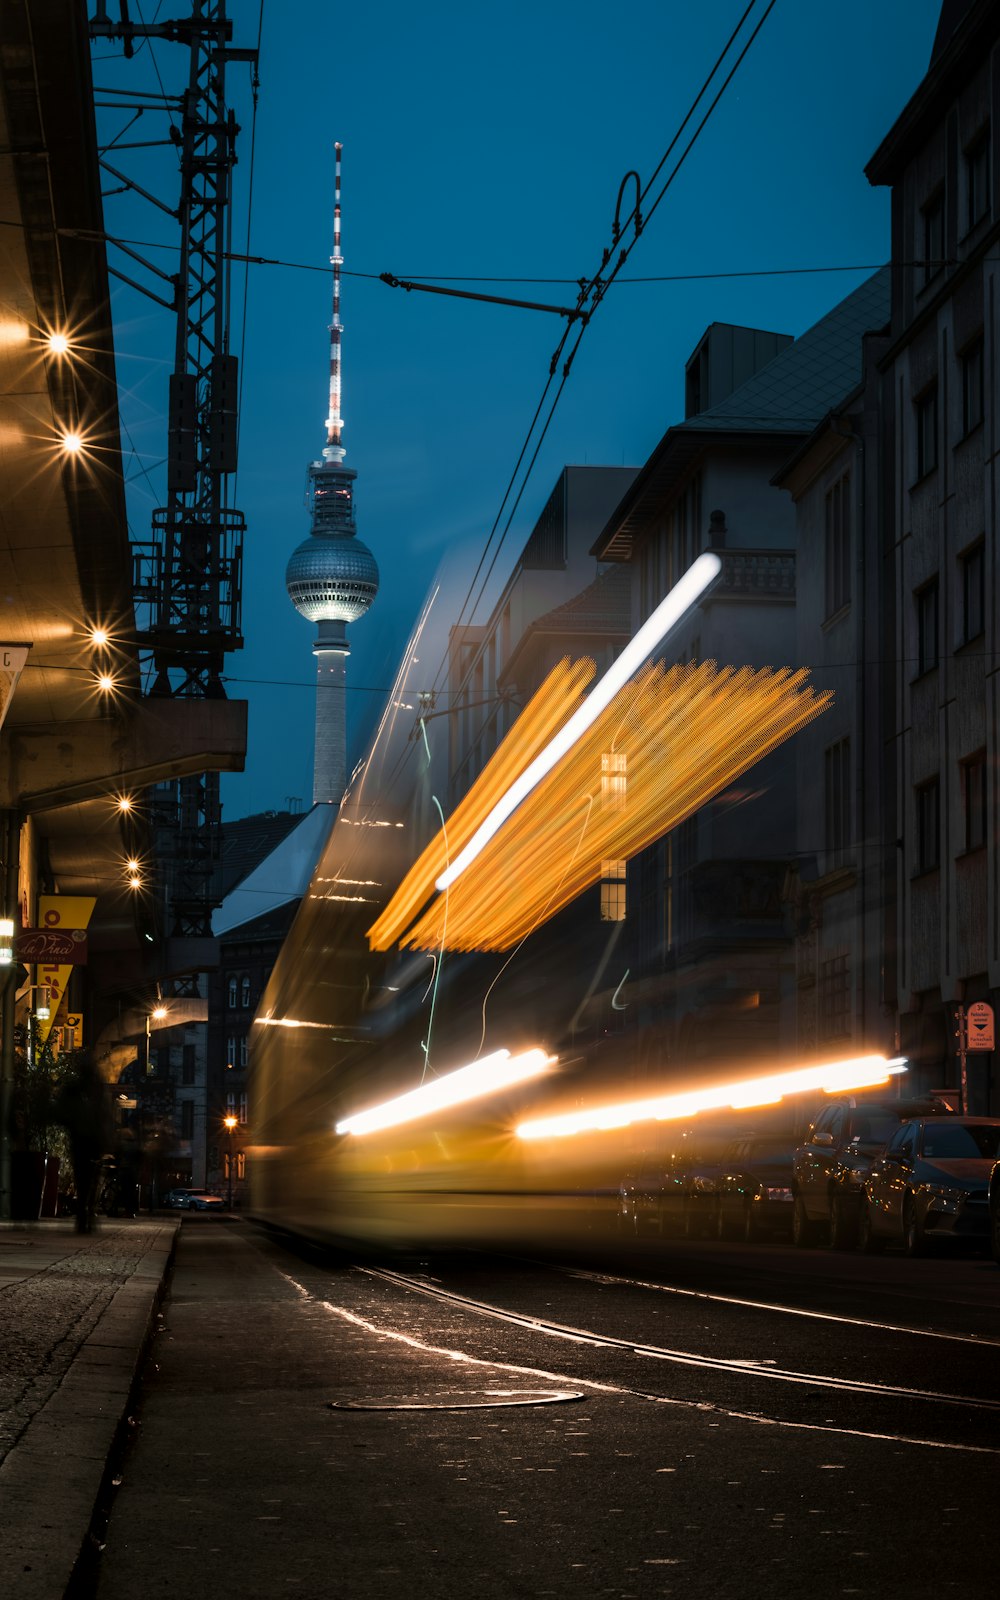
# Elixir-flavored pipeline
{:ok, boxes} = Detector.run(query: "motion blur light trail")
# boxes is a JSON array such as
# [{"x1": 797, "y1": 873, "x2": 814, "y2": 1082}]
[
  {"x1": 387, "y1": 658, "x2": 830, "y2": 953},
  {"x1": 516, "y1": 1055, "x2": 908, "y2": 1141},
  {"x1": 335, "y1": 1046, "x2": 554, "y2": 1136},
  {"x1": 435, "y1": 552, "x2": 724, "y2": 892}
]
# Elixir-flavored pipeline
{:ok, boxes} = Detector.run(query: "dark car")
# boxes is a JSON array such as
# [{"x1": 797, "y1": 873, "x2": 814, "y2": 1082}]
[
  {"x1": 713, "y1": 1135, "x2": 796, "y2": 1241},
  {"x1": 862, "y1": 1117, "x2": 1000, "y2": 1255},
  {"x1": 792, "y1": 1096, "x2": 951, "y2": 1249},
  {"x1": 165, "y1": 1187, "x2": 225, "y2": 1212}
]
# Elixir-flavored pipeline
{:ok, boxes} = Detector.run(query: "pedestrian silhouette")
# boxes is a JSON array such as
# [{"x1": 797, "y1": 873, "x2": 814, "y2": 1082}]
[{"x1": 55, "y1": 1051, "x2": 114, "y2": 1233}]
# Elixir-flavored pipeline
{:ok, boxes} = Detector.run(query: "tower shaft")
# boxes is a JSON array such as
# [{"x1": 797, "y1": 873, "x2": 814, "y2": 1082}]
[{"x1": 313, "y1": 631, "x2": 349, "y2": 805}]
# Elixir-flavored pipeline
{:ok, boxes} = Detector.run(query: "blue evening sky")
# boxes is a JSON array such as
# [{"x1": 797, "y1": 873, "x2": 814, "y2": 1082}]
[{"x1": 93, "y1": 0, "x2": 942, "y2": 816}]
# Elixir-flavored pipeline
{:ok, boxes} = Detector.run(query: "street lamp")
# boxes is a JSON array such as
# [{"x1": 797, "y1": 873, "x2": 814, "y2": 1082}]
[
  {"x1": 145, "y1": 1005, "x2": 168, "y2": 1075},
  {"x1": 223, "y1": 1114, "x2": 237, "y2": 1209}
]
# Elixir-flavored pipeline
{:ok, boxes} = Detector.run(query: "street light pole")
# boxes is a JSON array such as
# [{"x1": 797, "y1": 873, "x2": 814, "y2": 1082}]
[{"x1": 223, "y1": 1113, "x2": 237, "y2": 1210}]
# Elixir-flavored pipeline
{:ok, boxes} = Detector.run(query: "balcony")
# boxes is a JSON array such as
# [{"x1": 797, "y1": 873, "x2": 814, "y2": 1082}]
[{"x1": 713, "y1": 550, "x2": 795, "y2": 602}]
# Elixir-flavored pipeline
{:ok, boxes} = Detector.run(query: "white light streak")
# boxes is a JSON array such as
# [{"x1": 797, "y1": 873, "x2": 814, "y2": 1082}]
[
  {"x1": 435, "y1": 552, "x2": 721, "y2": 892},
  {"x1": 336, "y1": 1046, "x2": 554, "y2": 1137},
  {"x1": 516, "y1": 1056, "x2": 908, "y2": 1141}
]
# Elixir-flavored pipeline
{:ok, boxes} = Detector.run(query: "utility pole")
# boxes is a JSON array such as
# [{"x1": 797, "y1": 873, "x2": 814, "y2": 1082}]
[
  {"x1": 955, "y1": 1004, "x2": 968, "y2": 1115},
  {"x1": 88, "y1": 2, "x2": 257, "y2": 965}
]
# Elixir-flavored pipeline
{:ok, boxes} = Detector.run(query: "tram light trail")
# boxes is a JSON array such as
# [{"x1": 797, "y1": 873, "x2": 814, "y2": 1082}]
[
  {"x1": 435, "y1": 552, "x2": 722, "y2": 892},
  {"x1": 515, "y1": 1055, "x2": 908, "y2": 1141},
  {"x1": 370, "y1": 656, "x2": 830, "y2": 953},
  {"x1": 335, "y1": 1046, "x2": 555, "y2": 1136}
]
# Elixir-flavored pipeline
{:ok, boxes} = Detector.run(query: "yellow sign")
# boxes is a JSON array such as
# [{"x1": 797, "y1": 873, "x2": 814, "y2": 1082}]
[
  {"x1": 35, "y1": 897, "x2": 95, "y2": 1045},
  {"x1": 0, "y1": 644, "x2": 30, "y2": 733}
]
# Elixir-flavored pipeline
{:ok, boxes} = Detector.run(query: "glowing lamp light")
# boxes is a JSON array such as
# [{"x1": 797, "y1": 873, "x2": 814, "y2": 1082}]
[
  {"x1": 36, "y1": 999, "x2": 50, "y2": 1021},
  {"x1": 61, "y1": 431, "x2": 84, "y2": 454},
  {"x1": 127, "y1": 874, "x2": 143, "y2": 890},
  {"x1": 125, "y1": 857, "x2": 140, "y2": 873},
  {"x1": 47, "y1": 332, "x2": 70, "y2": 355},
  {"x1": 0, "y1": 916, "x2": 13, "y2": 967},
  {"x1": 151, "y1": 1006, "x2": 168, "y2": 1021},
  {"x1": 223, "y1": 1114, "x2": 238, "y2": 1131},
  {"x1": 91, "y1": 628, "x2": 109, "y2": 647},
  {"x1": 435, "y1": 552, "x2": 721, "y2": 893},
  {"x1": 336, "y1": 1046, "x2": 554, "y2": 1137},
  {"x1": 116, "y1": 795, "x2": 133, "y2": 814},
  {"x1": 96, "y1": 673, "x2": 115, "y2": 692},
  {"x1": 516, "y1": 1056, "x2": 908, "y2": 1142}
]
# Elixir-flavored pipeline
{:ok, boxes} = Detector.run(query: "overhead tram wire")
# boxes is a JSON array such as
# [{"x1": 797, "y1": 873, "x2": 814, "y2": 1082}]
[
  {"x1": 365, "y1": 0, "x2": 781, "y2": 810},
  {"x1": 429, "y1": 0, "x2": 779, "y2": 711}
]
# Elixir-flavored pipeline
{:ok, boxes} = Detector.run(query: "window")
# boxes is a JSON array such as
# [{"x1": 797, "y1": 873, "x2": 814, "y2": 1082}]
[
  {"x1": 236, "y1": 1151, "x2": 246, "y2": 1180},
  {"x1": 182, "y1": 1044, "x2": 195, "y2": 1086},
  {"x1": 226, "y1": 1090, "x2": 236, "y2": 1115},
  {"x1": 916, "y1": 579, "x2": 939, "y2": 674},
  {"x1": 600, "y1": 859, "x2": 627, "y2": 922},
  {"x1": 915, "y1": 778, "x2": 940, "y2": 872},
  {"x1": 226, "y1": 974, "x2": 238, "y2": 1008},
  {"x1": 239, "y1": 1091, "x2": 248, "y2": 1126},
  {"x1": 240, "y1": 975, "x2": 251, "y2": 1009},
  {"x1": 181, "y1": 1100, "x2": 194, "y2": 1139},
  {"x1": 962, "y1": 751, "x2": 987, "y2": 852},
  {"x1": 966, "y1": 132, "x2": 990, "y2": 231},
  {"x1": 915, "y1": 385, "x2": 938, "y2": 478},
  {"x1": 156, "y1": 1045, "x2": 170, "y2": 1076},
  {"x1": 824, "y1": 472, "x2": 851, "y2": 617},
  {"x1": 601, "y1": 751, "x2": 627, "y2": 811},
  {"x1": 921, "y1": 191, "x2": 944, "y2": 285},
  {"x1": 819, "y1": 954, "x2": 850, "y2": 1040},
  {"x1": 239, "y1": 1036, "x2": 249, "y2": 1069},
  {"x1": 961, "y1": 541, "x2": 985, "y2": 642},
  {"x1": 824, "y1": 739, "x2": 851, "y2": 867},
  {"x1": 226, "y1": 1036, "x2": 236, "y2": 1070},
  {"x1": 961, "y1": 338, "x2": 984, "y2": 435}
]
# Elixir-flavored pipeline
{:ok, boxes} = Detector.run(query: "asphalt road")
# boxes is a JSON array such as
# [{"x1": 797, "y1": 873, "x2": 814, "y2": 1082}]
[{"x1": 91, "y1": 1219, "x2": 999, "y2": 1600}]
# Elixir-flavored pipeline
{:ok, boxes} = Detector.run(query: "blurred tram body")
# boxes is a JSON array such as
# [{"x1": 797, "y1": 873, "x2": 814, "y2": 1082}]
[
  {"x1": 248, "y1": 782, "x2": 644, "y2": 1252},
  {"x1": 248, "y1": 588, "x2": 816, "y2": 1254}
]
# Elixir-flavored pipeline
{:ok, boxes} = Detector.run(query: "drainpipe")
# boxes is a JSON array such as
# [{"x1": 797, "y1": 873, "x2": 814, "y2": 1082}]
[{"x1": 0, "y1": 809, "x2": 21, "y2": 1221}]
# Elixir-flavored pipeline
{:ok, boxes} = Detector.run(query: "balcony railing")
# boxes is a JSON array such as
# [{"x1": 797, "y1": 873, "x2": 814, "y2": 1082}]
[{"x1": 714, "y1": 549, "x2": 796, "y2": 601}]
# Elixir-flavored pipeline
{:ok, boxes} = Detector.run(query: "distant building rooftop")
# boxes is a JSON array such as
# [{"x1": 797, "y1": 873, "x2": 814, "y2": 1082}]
[{"x1": 593, "y1": 270, "x2": 891, "y2": 561}]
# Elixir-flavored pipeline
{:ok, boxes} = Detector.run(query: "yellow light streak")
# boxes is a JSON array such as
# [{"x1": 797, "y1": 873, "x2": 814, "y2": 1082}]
[
  {"x1": 516, "y1": 1056, "x2": 908, "y2": 1141},
  {"x1": 436, "y1": 553, "x2": 722, "y2": 892},
  {"x1": 335, "y1": 1046, "x2": 555, "y2": 1137},
  {"x1": 366, "y1": 655, "x2": 597, "y2": 951},
  {"x1": 377, "y1": 657, "x2": 830, "y2": 953}
]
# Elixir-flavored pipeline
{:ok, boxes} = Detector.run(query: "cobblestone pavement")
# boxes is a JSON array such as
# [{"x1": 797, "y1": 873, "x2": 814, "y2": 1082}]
[{"x1": 0, "y1": 1222, "x2": 167, "y2": 1464}]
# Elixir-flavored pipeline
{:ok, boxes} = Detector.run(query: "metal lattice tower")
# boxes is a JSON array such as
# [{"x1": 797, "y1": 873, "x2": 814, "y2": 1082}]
[{"x1": 89, "y1": 1, "x2": 256, "y2": 952}]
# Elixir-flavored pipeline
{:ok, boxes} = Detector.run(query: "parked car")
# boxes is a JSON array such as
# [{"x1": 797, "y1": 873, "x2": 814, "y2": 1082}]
[
  {"x1": 862, "y1": 1117, "x2": 1000, "y2": 1255},
  {"x1": 792, "y1": 1095, "x2": 952, "y2": 1249},
  {"x1": 990, "y1": 1158, "x2": 1000, "y2": 1265},
  {"x1": 165, "y1": 1187, "x2": 225, "y2": 1211},
  {"x1": 713, "y1": 1135, "x2": 796, "y2": 1241}
]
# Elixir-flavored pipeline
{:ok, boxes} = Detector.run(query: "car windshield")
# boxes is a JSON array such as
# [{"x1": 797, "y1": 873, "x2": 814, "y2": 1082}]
[
  {"x1": 846, "y1": 1114, "x2": 899, "y2": 1145},
  {"x1": 921, "y1": 1124, "x2": 1000, "y2": 1160}
]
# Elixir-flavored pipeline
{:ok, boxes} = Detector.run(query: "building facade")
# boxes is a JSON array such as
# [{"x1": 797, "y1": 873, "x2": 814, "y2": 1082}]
[{"x1": 864, "y1": 0, "x2": 1000, "y2": 1107}]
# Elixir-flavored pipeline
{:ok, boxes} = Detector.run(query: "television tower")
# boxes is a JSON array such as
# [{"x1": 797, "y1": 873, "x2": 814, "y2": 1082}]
[{"x1": 286, "y1": 143, "x2": 379, "y2": 805}]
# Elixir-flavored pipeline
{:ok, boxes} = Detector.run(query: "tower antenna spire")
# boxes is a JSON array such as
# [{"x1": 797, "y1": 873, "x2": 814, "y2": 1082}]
[{"x1": 324, "y1": 141, "x2": 345, "y2": 462}]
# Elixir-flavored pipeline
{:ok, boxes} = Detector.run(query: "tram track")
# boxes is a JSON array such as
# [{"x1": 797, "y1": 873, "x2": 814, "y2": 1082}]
[{"x1": 361, "y1": 1264, "x2": 1000, "y2": 1416}]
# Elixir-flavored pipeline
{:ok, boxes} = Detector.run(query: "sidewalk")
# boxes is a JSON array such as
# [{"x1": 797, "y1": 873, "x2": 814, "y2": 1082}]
[{"x1": 0, "y1": 1218, "x2": 179, "y2": 1600}]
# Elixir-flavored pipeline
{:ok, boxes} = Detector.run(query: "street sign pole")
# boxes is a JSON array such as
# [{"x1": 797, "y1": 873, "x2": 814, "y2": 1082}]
[{"x1": 955, "y1": 1005, "x2": 968, "y2": 1115}]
